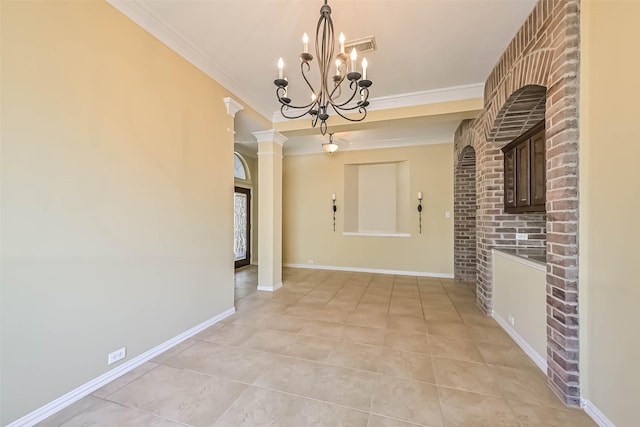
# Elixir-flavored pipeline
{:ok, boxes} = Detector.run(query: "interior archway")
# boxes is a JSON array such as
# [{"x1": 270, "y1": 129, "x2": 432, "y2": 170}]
[{"x1": 454, "y1": 146, "x2": 477, "y2": 283}]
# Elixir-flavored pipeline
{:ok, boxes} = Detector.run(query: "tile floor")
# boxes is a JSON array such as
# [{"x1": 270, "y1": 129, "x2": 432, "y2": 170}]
[{"x1": 38, "y1": 267, "x2": 596, "y2": 427}]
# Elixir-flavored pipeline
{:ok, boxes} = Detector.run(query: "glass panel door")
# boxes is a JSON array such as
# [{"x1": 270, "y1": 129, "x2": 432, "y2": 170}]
[{"x1": 234, "y1": 187, "x2": 251, "y2": 268}]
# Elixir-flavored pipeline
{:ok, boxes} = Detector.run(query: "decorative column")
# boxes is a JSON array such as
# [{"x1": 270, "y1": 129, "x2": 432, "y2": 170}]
[{"x1": 252, "y1": 130, "x2": 287, "y2": 291}]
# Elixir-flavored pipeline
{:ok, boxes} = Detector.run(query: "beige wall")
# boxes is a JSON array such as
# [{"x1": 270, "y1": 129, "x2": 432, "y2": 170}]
[
  {"x1": 579, "y1": 1, "x2": 640, "y2": 425},
  {"x1": 283, "y1": 144, "x2": 453, "y2": 275},
  {"x1": 492, "y1": 251, "x2": 546, "y2": 365},
  {"x1": 0, "y1": 1, "x2": 244, "y2": 423}
]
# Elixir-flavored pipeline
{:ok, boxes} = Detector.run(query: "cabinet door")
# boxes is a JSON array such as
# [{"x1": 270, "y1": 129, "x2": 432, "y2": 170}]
[
  {"x1": 504, "y1": 148, "x2": 517, "y2": 208},
  {"x1": 516, "y1": 140, "x2": 530, "y2": 207},
  {"x1": 530, "y1": 131, "x2": 546, "y2": 206}
]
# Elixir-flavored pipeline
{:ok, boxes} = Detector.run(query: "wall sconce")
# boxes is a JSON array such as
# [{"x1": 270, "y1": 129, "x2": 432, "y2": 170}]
[
  {"x1": 332, "y1": 193, "x2": 337, "y2": 232},
  {"x1": 417, "y1": 191, "x2": 423, "y2": 234}
]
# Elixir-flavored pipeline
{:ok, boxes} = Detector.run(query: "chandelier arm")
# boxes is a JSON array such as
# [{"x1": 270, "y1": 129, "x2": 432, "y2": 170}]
[
  {"x1": 300, "y1": 60, "x2": 318, "y2": 101},
  {"x1": 279, "y1": 100, "x2": 317, "y2": 110},
  {"x1": 276, "y1": 86, "x2": 287, "y2": 99},
  {"x1": 330, "y1": 80, "x2": 361, "y2": 108},
  {"x1": 327, "y1": 73, "x2": 347, "y2": 101},
  {"x1": 274, "y1": 63, "x2": 318, "y2": 111},
  {"x1": 280, "y1": 104, "x2": 318, "y2": 120},
  {"x1": 328, "y1": 103, "x2": 368, "y2": 122}
]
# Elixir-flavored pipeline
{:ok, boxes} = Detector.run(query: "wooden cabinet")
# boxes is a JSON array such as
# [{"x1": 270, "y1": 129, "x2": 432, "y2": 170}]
[
  {"x1": 530, "y1": 131, "x2": 546, "y2": 206},
  {"x1": 502, "y1": 121, "x2": 545, "y2": 213},
  {"x1": 504, "y1": 149, "x2": 516, "y2": 208}
]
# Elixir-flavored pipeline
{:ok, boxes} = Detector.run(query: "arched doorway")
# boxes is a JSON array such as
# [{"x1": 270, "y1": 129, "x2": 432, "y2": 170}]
[
  {"x1": 234, "y1": 152, "x2": 252, "y2": 268},
  {"x1": 454, "y1": 146, "x2": 477, "y2": 283}
]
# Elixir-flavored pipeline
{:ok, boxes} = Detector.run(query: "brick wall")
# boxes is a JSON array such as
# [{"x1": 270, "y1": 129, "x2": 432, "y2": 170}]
[
  {"x1": 453, "y1": 0, "x2": 580, "y2": 406},
  {"x1": 454, "y1": 146, "x2": 477, "y2": 282}
]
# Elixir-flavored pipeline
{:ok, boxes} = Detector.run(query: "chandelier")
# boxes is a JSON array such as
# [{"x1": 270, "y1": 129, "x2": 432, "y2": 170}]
[{"x1": 274, "y1": 0, "x2": 372, "y2": 135}]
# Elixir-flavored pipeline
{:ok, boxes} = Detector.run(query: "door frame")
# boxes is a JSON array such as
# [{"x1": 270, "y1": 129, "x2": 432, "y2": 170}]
[{"x1": 234, "y1": 186, "x2": 251, "y2": 269}]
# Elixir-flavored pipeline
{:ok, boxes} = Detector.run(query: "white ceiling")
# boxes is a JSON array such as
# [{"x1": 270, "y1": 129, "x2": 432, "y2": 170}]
[{"x1": 110, "y1": 0, "x2": 537, "y2": 154}]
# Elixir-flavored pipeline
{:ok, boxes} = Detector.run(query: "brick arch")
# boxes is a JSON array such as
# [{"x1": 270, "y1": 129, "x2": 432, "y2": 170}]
[
  {"x1": 483, "y1": 50, "x2": 554, "y2": 141},
  {"x1": 454, "y1": 119, "x2": 483, "y2": 168},
  {"x1": 452, "y1": 0, "x2": 580, "y2": 406},
  {"x1": 473, "y1": 84, "x2": 548, "y2": 318},
  {"x1": 488, "y1": 85, "x2": 547, "y2": 144}
]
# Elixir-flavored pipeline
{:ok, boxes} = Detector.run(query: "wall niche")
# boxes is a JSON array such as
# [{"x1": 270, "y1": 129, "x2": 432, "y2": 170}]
[{"x1": 343, "y1": 161, "x2": 410, "y2": 236}]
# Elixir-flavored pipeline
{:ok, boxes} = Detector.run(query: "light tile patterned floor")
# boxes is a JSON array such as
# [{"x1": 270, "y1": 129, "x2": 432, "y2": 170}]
[{"x1": 38, "y1": 267, "x2": 596, "y2": 427}]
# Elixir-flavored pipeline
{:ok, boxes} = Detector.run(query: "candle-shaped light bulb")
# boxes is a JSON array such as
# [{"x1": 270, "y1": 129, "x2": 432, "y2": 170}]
[
  {"x1": 339, "y1": 32, "x2": 345, "y2": 54},
  {"x1": 332, "y1": 193, "x2": 336, "y2": 201},
  {"x1": 350, "y1": 48, "x2": 357, "y2": 72},
  {"x1": 277, "y1": 57, "x2": 284, "y2": 79},
  {"x1": 362, "y1": 57, "x2": 368, "y2": 80},
  {"x1": 335, "y1": 59, "x2": 341, "y2": 76},
  {"x1": 303, "y1": 33, "x2": 309, "y2": 53},
  {"x1": 418, "y1": 191, "x2": 423, "y2": 200}
]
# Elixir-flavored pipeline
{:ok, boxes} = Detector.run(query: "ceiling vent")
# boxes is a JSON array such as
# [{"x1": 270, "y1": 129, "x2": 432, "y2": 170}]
[{"x1": 344, "y1": 36, "x2": 377, "y2": 53}]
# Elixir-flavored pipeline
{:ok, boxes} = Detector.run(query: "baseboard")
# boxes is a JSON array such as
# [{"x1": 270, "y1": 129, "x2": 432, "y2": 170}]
[
  {"x1": 492, "y1": 311, "x2": 547, "y2": 373},
  {"x1": 257, "y1": 282, "x2": 282, "y2": 292},
  {"x1": 7, "y1": 307, "x2": 236, "y2": 427},
  {"x1": 283, "y1": 263, "x2": 454, "y2": 278},
  {"x1": 581, "y1": 398, "x2": 616, "y2": 427}
]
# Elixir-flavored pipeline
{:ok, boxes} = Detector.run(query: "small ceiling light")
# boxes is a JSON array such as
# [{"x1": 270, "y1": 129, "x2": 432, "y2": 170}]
[{"x1": 323, "y1": 133, "x2": 339, "y2": 153}]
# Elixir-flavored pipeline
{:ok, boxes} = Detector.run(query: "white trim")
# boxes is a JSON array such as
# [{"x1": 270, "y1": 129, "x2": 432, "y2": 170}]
[
  {"x1": 272, "y1": 83, "x2": 484, "y2": 123},
  {"x1": 581, "y1": 398, "x2": 617, "y2": 427},
  {"x1": 368, "y1": 83, "x2": 484, "y2": 112},
  {"x1": 492, "y1": 311, "x2": 547, "y2": 373},
  {"x1": 257, "y1": 282, "x2": 282, "y2": 292},
  {"x1": 105, "y1": 1, "x2": 271, "y2": 120},
  {"x1": 7, "y1": 307, "x2": 236, "y2": 427},
  {"x1": 223, "y1": 97, "x2": 244, "y2": 118},
  {"x1": 252, "y1": 130, "x2": 287, "y2": 145},
  {"x1": 283, "y1": 263, "x2": 454, "y2": 278},
  {"x1": 256, "y1": 151, "x2": 282, "y2": 158},
  {"x1": 492, "y1": 248, "x2": 546, "y2": 271},
  {"x1": 342, "y1": 232, "x2": 411, "y2": 238}
]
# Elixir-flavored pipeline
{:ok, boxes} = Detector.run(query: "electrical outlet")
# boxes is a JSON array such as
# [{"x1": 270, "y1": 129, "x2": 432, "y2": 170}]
[
  {"x1": 445, "y1": 211, "x2": 451, "y2": 218},
  {"x1": 507, "y1": 314, "x2": 515, "y2": 326},
  {"x1": 308, "y1": 259, "x2": 315, "y2": 265},
  {"x1": 515, "y1": 233, "x2": 528, "y2": 240},
  {"x1": 108, "y1": 347, "x2": 126, "y2": 365}
]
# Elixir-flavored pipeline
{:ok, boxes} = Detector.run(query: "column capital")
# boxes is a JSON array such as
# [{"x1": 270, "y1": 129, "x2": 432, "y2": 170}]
[
  {"x1": 223, "y1": 97, "x2": 244, "y2": 118},
  {"x1": 252, "y1": 130, "x2": 288, "y2": 146}
]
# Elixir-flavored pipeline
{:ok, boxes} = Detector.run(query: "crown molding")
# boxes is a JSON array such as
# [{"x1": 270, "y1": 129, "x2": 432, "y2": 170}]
[
  {"x1": 272, "y1": 83, "x2": 484, "y2": 123},
  {"x1": 106, "y1": 0, "x2": 271, "y2": 121},
  {"x1": 368, "y1": 83, "x2": 484, "y2": 112}
]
